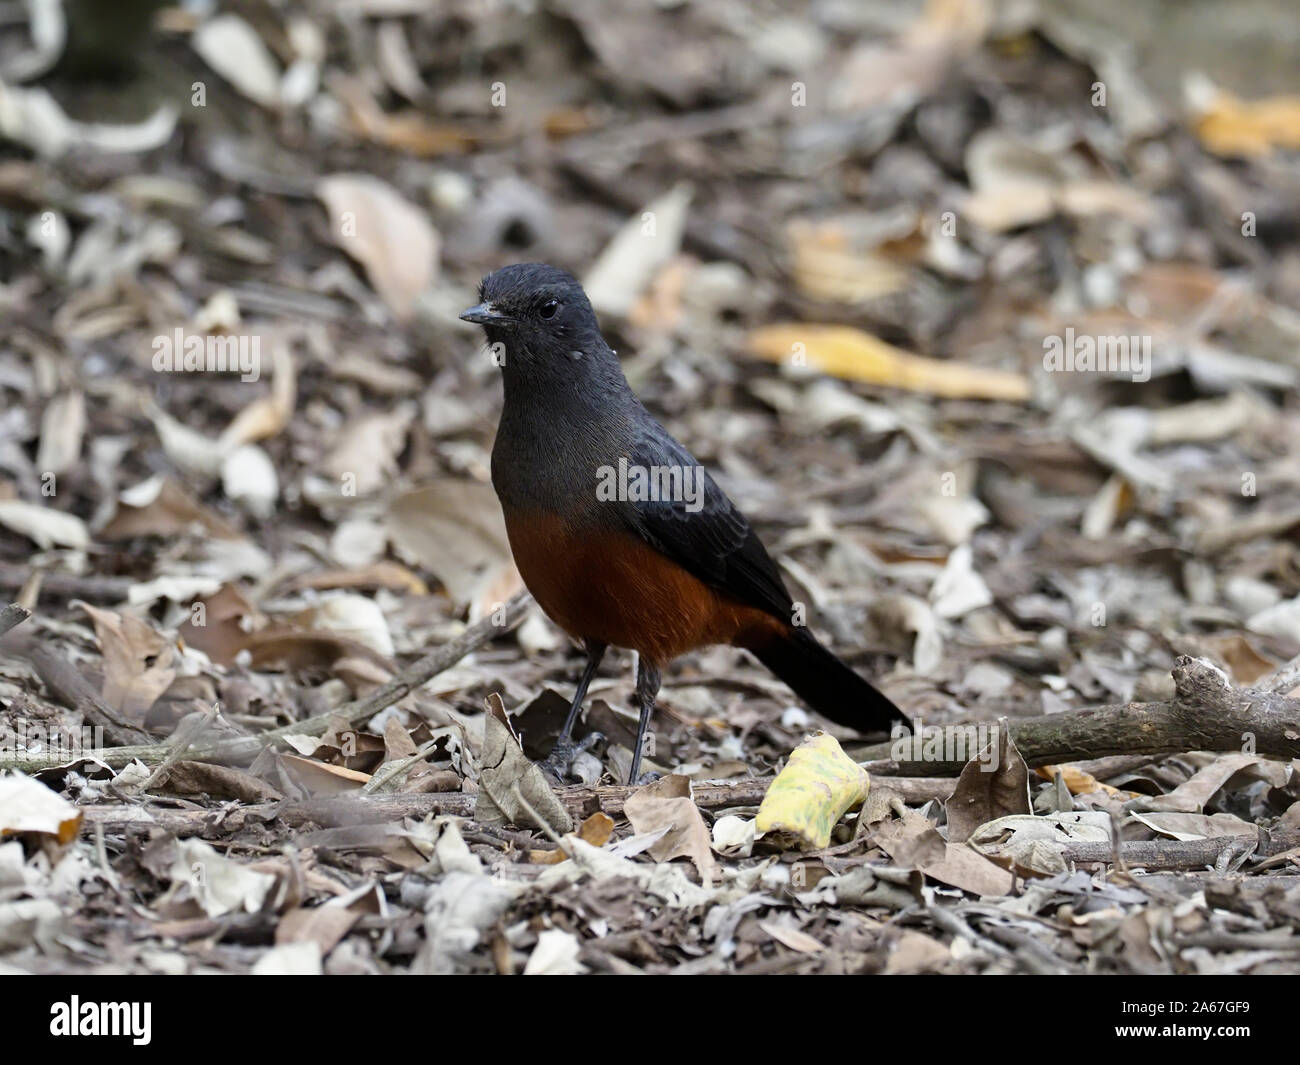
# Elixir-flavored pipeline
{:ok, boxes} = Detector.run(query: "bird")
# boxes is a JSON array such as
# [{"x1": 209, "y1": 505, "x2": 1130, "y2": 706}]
[{"x1": 460, "y1": 263, "x2": 912, "y2": 784}]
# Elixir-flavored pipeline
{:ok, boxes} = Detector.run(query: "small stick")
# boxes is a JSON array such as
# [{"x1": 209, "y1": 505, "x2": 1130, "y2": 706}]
[
  {"x1": 361, "y1": 738, "x2": 442, "y2": 795},
  {"x1": 141, "y1": 704, "x2": 221, "y2": 791},
  {"x1": 0, "y1": 564, "x2": 133, "y2": 603}
]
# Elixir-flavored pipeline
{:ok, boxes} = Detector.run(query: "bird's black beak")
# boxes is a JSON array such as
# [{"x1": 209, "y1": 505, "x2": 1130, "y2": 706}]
[{"x1": 458, "y1": 302, "x2": 515, "y2": 327}]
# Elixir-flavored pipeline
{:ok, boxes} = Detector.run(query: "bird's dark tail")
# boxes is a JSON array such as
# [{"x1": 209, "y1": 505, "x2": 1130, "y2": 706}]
[{"x1": 743, "y1": 626, "x2": 911, "y2": 735}]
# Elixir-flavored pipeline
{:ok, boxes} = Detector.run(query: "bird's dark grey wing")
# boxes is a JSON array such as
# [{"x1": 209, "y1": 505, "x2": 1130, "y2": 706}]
[{"x1": 614, "y1": 419, "x2": 794, "y2": 622}]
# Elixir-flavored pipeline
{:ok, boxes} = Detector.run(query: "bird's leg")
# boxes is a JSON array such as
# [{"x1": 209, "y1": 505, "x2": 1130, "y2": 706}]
[
  {"x1": 542, "y1": 642, "x2": 606, "y2": 780},
  {"x1": 627, "y1": 658, "x2": 662, "y2": 785}
]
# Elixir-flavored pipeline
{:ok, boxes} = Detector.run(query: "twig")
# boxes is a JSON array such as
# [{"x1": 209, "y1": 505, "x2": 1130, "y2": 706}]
[
  {"x1": 0, "y1": 602, "x2": 31, "y2": 638},
  {"x1": 0, "y1": 564, "x2": 133, "y2": 603},
  {"x1": 142, "y1": 704, "x2": 220, "y2": 791},
  {"x1": 74, "y1": 773, "x2": 953, "y2": 837},
  {"x1": 360, "y1": 737, "x2": 441, "y2": 795}
]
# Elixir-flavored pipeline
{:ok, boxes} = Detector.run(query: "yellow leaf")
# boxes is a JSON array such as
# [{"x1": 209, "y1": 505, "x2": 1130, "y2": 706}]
[
  {"x1": 755, "y1": 733, "x2": 869, "y2": 851},
  {"x1": 1194, "y1": 87, "x2": 1300, "y2": 158},
  {"x1": 788, "y1": 221, "x2": 909, "y2": 304},
  {"x1": 748, "y1": 324, "x2": 1030, "y2": 401},
  {"x1": 1035, "y1": 764, "x2": 1131, "y2": 798},
  {"x1": 529, "y1": 811, "x2": 614, "y2": 864}
]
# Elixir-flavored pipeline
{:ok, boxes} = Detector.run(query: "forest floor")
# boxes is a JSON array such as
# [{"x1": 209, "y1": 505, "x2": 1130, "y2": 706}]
[{"x1": 1, "y1": 0, "x2": 1299, "y2": 974}]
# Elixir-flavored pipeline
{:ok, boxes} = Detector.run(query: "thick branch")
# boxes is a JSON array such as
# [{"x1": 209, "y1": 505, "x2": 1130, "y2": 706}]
[
  {"x1": 853, "y1": 657, "x2": 1300, "y2": 775},
  {"x1": 1063, "y1": 827, "x2": 1300, "y2": 870}
]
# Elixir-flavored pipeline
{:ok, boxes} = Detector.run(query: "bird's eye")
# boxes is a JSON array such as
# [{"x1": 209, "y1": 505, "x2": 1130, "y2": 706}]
[{"x1": 539, "y1": 299, "x2": 559, "y2": 319}]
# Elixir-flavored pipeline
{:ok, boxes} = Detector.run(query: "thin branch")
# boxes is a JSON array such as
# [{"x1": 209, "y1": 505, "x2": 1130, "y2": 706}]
[
  {"x1": 0, "y1": 591, "x2": 532, "y2": 772},
  {"x1": 75, "y1": 773, "x2": 953, "y2": 836},
  {"x1": 0, "y1": 564, "x2": 133, "y2": 603}
]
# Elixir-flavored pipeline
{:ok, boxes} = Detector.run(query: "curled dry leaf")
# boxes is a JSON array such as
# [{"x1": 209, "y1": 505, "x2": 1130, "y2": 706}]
[
  {"x1": 294, "y1": 594, "x2": 394, "y2": 658},
  {"x1": 386, "y1": 480, "x2": 513, "y2": 609},
  {"x1": 787, "y1": 219, "x2": 909, "y2": 304},
  {"x1": 100, "y1": 475, "x2": 242, "y2": 541},
  {"x1": 530, "y1": 812, "x2": 615, "y2": 864},
  {"x1": 0, "y1": 80, "x2": 176, "y2": 158},
  {"x1": 1124, "y1": 752, "x2": 1263, "y2": 814},
  {"x1": 220, "y1": 444, "x2": 279, "y2": 519},
  {"x1": 281, "y1": 754, "x2": 371, "y2": 796},
  {"x1": 0, "y1": 772, "x2": 82, "y2": 845},
  {"x1": 474, "y1": 694, "x2": 573, "y2": 836},
  {"x1": 583, "y1": 183, "x2": 692, "y2": 318},
  {"x1": 0, "y1": 499, "x2": 89, "y2": 550},
  {"x1": 192, "y1": 15, "x2": 283, "y2": 110},
  {"x1": 523, "y1": 928, "x2": 585, "y2": 975},
  {"x1": 967, "y1": 811, "x2": 1112, "y2": 878},
  {"x1": 416, "y1": 871, "x2": 521, "y2": 975},
  {"x1": 319, "y1": 403, "x2": 415, "y2": 497},
  {"x1": 78, "y1": 603, "x2": 177, "y2": 722},
  {"x1": 176, "y1": 583, "x2": 262, "y2": 666},
  {"x1": 168, "y1": 838, "x2": 277, "y2": 919},
  {"x1": 218, "y1": 338, "x2": 297, "y2": 451},
  {"x1": 1189, "y1": 78, "x2": 1300, "y2": 158},
  {"x1": 35, "y1": 391, "x2": 84, "y2": 476},
  {"x1": 946, "y1": 720, "x2": 1031, "y2": 845},
  {"x1": 1128, "y1": 810, "x2": 1259, "y2": 842},
  {"x1": 1034, "y1": 764, "x2": 1131, "y2": 799}
]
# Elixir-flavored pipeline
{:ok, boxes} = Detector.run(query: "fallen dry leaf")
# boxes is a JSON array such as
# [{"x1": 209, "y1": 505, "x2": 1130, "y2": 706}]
[
  {"x1": 531, "y1": 812, "x2": 615, "y2": 864},
  {"x1": 1191, "y1": 82, "x2": 1300, "y2": 158},
  {"x1": 946, "y1": 721, "x2": 1031, "y2": 844},
  {"x1": 474, "y1": 694, "x2": 573, "y2": 836},
  {"x1": 624, "y1": 774, "x2": 718, "y2": 885},
  {"x1": 316, "y1": 173, "x2": 438, "y2": 319},
  {"x1": 748, "y1": 324, "x2": 1030, "y2": 401},
  {"x1": 78, "y1": 604, "x2": 177, "y2": 721},
  {"x1": 0, "y1": 772, "x2": 82, "y2": 845}
]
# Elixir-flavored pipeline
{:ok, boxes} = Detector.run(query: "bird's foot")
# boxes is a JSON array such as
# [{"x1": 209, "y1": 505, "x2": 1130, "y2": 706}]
[
  {"x1": 540, "y1": 730, "x2": 605, "y2": 782},
  {"x1": 631, "y1": 770, "x2": 662, "y2": 787}
]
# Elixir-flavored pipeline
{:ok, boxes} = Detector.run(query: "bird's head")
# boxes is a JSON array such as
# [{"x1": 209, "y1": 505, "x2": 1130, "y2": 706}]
[{"x1": 459, "y1": 263, "x2": 605, "y2": 366}]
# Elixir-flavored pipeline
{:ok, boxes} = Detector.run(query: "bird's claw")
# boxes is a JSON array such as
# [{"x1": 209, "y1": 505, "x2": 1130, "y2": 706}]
[{"x1": 540, "y1": 730, "x2": 605, "y2": 782}]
